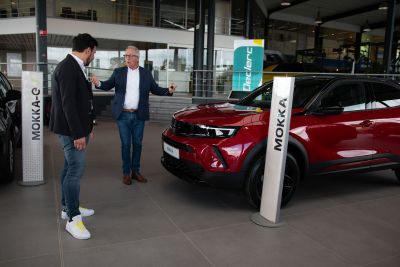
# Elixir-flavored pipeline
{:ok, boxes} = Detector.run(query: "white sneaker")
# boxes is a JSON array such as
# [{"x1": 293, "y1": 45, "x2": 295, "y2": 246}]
[
  {"x1": 61, "y1": 206, "x2": 95, "y2": 220},
  {"x1": 66, "y1": 215, "x2": 91, "y2": 240}
]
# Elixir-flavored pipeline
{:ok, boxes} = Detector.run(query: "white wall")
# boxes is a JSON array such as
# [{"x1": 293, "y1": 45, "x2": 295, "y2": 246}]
[{"x1": 46, "y1": 18, "x2": 244, "y2": 50}]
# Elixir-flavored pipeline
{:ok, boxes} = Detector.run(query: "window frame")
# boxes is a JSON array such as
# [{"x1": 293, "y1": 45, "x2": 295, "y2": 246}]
[{"x1": 311, "y1": 80, "x2": 367, "y2": 113}]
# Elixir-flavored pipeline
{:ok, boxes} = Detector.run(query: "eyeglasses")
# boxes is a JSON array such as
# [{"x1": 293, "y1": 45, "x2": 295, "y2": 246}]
[{"x1": 124, "y1": 54, "x2": 139, "y2": 58}]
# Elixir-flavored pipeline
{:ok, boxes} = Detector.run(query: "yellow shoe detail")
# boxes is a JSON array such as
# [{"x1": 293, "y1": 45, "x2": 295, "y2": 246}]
[{"x1": 76, "y1": 221, "x2": 86, "y2": 231}]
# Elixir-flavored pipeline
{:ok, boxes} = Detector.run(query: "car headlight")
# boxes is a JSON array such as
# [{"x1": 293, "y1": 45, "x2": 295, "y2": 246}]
[
  {"x1": 171, "y1": 119, "x2": 240, "y2": 138},
  {"x1": 193, "y1": 125, "x2": 240, "y2": 138}
]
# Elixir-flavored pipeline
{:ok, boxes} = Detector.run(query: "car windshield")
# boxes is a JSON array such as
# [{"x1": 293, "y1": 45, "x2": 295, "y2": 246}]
[{"x1": 236, "y1": 78, "x2": 330, "y2": 109}]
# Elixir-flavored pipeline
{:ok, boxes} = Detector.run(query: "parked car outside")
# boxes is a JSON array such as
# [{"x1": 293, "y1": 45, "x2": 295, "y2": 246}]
[
  {"x1": 263, "y1": 62, "x2": 326, "y2": 82},
  {"x1": 161, "y1": 75, "x2": 400, "y2": 207},
  {"x1": 0, "y1": 72, "x2": 21, "y2": 182}
]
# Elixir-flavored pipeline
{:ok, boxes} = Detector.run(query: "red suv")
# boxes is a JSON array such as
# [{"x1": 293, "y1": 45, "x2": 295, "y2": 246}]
[{"x1": 161, "y1": 76, "x2": 400, "y2": 207}]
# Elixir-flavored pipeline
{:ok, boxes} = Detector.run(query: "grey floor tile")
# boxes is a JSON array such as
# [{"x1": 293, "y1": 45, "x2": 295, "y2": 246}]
[
  {"x1": 282, "y1": 194, "x2": 342, "y2": 216},
  {"x1": 0, "y1": 207, "x2": 60, "y2": 261},
  {"x1": 287, "y1": 204, "x2": 400, "y2": 265},
  {"x1": 2, "y1": 119, "x2": 400, "y2": 266},
  {"x1": 0, "y1": 254, "x2": 60, "y2": 267},
  {"x1": 144, "y1": 183, "x2": 251, "y2": 232},
  {"x1": 63, "y1": 234, "x2": 210, "y2": 267},
  {"x1": 364, "y1": 254, "x2": 400, "y2": 267},
  {"x1": 60, "y1": 198, "x2": 179, "y2": 251},
  {"x1": 187, "y1": 223, "x2": 353, "y2": 267},
  {"x1": 296, "y1": 171, "x2": 400, "y2": 205},
  {"x1": 348, "y1": 195, "x2": 400, "y2": 234},
  {"x1": 0, "y1": 182, "x2": 56, "y2": 212},
  {"x1": 76, "y1": 174, "x2": 148, "y2": 206}
]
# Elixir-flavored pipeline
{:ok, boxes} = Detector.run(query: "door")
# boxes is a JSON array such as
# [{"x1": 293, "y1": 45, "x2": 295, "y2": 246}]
[
  {"x1": 367, "y1": 81, "x2": 400, "y2": 167},
  {"x1": 306, "y1": 81, "x2": 375, "y2": 174}
]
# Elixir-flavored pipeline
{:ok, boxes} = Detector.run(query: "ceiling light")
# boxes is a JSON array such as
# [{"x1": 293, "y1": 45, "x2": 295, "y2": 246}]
[
  {"x1": 281, "y1": 1, "x2": 291, "y2": 6},
  {"x1": 363, "y1": 20, "x2": 371, "y2": 32},
  {"x1": 314, "y1": 9, "x2": 322, "y2": 24},
  {"x1": 379, "y1": 0, "x2": 388, "y2": 10}
]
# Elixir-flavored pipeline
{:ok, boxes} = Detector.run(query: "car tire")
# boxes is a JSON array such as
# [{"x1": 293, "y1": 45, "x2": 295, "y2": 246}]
[
  {"x1": 394, "y1": 169, "x2": 400, "y2": 183},
  {"x1": 2, "y1": 137, "x2": 16, "y2": 182},
  {"x1": 245, "y1": 153, "x2": 300, "y2": 208}
]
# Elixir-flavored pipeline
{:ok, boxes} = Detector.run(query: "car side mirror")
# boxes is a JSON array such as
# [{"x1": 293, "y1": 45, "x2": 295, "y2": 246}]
[
  {"x1": 5, "y1": 90, "x2": 21, "y2": 102},
  {"x1": 311, "y1": 105, "x2": 344, "y2": 115}
]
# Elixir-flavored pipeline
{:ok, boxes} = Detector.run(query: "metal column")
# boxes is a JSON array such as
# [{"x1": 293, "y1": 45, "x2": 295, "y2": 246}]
[
  {"x1": 314, "y1": 25, "x2": 321, "y2": 51},
  {"x1": 354, "y1": 32, "x2": 362, "y2": 70},
  {"x1": 206, "y1": 0, "x2": 215, "y2": 98},
  {"x1": 383, "y1": 0, "x2": 396, "y2": 73},
  {"x1": 193, "y1": 0, "x2": 205, "y2": 97},
  {"x1": 264, "y1": 16, "x2": 269, "y2": 49},
  {"x1": 245, "y1": 0, "x2": 253, "y2": 39},
  {"x1": 154, "y1": 0, "x2": 160, "y2": 27},
  {"x1": 35, "y1": 0, "x2": 47, "y2": 95},
  {"x1": 354, "y1": 32, "x2": 362, "y2": 63}
]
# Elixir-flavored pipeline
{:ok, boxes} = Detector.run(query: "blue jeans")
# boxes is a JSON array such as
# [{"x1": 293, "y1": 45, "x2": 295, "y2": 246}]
[
  {"x1": 116, "y1": 111, "x2": 145, "y2": 176},
  {"x1": 58, "y1": 135, "x2": 88, "y2": 219}
]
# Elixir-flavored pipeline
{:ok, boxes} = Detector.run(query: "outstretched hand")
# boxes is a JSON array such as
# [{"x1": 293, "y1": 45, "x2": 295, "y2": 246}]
[{"x1": 168, "y1": 83, "x2": 177, "y2": 94}]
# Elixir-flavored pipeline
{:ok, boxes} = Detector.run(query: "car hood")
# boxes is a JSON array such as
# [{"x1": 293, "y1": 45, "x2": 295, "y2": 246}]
[{"x1": 173, "y1": 102, "x2": 304, "y2": 126}]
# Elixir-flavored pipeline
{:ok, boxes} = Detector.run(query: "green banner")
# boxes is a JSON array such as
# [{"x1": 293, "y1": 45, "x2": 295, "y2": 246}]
[{"x1": 232, "y1": 39, "x2": 264, "y2": 92}]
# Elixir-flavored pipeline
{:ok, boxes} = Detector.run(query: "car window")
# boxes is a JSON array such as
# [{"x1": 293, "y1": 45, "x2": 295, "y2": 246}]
[
  {"x1": 320, "y1": 83, "x2": 365, "y2": 112},
  {"x1": 0, "y1": 76, "x2": 8, "y2": 98},
  {"x1": 237, "y1": 79, "x2": 328, "y2": 109},
  {"x1": 368, "y1": 82, "x2": 400, "y2": 109}
]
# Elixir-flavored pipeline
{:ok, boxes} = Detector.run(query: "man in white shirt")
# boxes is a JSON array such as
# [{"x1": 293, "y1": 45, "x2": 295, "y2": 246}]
[{"x1": 91, "y1": 46, "x2": 176, "y2": 185}]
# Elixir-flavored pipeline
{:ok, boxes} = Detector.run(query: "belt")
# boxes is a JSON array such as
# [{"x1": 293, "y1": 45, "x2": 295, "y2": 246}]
[{"x1": 123, "y1": 108, "x2": 138, "y2": 112}]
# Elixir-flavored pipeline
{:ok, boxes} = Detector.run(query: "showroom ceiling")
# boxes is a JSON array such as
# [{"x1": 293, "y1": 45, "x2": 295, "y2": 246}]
[
  {"x1": 0, "y1": 1, "x2": 399, "y2": 51},
  {"x1": 255, "y1": 0, "x2": 400, "y2": 34}
]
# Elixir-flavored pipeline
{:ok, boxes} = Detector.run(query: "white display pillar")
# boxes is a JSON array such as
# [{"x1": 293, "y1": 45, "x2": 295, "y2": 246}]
[
  {"x1": 251, "y1": 77, "x2": 295, "y2": 227},
  {"x1": 19, "y1": 71, "x2": 45, "y2": 186}
]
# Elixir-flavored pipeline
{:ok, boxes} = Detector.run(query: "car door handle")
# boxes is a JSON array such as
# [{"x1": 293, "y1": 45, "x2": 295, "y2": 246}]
[{"x1": 359, "y1": 120, "x2": 373, "y2": 127}]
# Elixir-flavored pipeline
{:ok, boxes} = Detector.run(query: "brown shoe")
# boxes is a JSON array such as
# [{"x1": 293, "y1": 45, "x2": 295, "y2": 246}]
[
  {"x1": 132, "y1": 173, "x2": 147, "y2": 183},
  {"x1": 123, "y1": 175, "x2": 132, "y2": 185}
]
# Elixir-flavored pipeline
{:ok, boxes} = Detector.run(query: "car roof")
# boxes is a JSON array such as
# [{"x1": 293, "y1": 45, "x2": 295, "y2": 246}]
[{"x1": 293, "y1": 75, "x2": 399, "y2": 84}]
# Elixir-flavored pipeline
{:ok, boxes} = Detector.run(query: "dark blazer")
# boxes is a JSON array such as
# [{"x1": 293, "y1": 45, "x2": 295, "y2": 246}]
[
  {"x1": 96, "y1": 66, "x2": 172, "y2": 120},
  {"x1": 49, "y1": 54, "x2": 94, "y2": 139}
]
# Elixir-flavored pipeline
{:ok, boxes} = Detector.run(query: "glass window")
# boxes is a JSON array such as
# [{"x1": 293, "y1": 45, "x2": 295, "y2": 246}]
[
  {"x1": 160, "y1": 0, "x2": 187, "y2": 30},
  {"x1": 320, "y1": 83, "x2": 365, "y2": 112},
  {"x1": 369, "y1": 82, "x2": 400, "y2": 108},
  {"x1": 148, "y1": 49, "x2": 169, "y2": 87},
  {"x1": 231, "y1": 0, "x2": 245, "y2": 36},
  {"x1": 168, "y1": 47, "x2": 193, "y2": 72}
]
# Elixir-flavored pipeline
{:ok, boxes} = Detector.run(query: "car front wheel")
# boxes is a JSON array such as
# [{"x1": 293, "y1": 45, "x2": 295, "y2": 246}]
[
  {"x1": 2, "y1": 138, "x2": 15, "y2": 182},
  {"x1": 245, "y1": 153, "x2": 300, "y2": 208},
  {"x1": 394, "y1": 169, "x2": 400, "y2": 183}
]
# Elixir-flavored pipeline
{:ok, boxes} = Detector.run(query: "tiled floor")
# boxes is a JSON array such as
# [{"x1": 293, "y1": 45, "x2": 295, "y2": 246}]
[{"x1": 1, "y1": 118, "x2": 400, "y2": 267}]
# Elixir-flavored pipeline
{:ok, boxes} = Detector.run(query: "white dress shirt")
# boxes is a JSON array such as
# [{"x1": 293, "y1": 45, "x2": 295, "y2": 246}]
[
  {"x1": 124, "y1": 67, "x2": 140, "y2": 109},
  {"x1": 69, "y1": 53, "x2": 87, "y2": 79}
]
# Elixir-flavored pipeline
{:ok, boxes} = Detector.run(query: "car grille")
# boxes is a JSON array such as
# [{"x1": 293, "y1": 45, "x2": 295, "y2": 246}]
[
  {"x1": 162, "y1": 152, "x2": 204, "y2": 182},
  {"x1": 162, "y1": 135, "x2": 192, "y2": 152}
]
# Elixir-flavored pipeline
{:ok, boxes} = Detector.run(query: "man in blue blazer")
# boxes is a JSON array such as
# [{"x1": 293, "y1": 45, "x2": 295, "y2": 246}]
[{"x1": 91, "y1": 46, "x2": 176, "y2": 185}]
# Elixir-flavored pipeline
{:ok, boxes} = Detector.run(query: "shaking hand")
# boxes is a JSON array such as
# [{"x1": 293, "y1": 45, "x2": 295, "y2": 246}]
[
  {"x1": 90, "y1": 74, "x2": 100, "y2": 87},
  {"x1": 168, "y1": 83, "x2": 177, "y2": 94}
]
